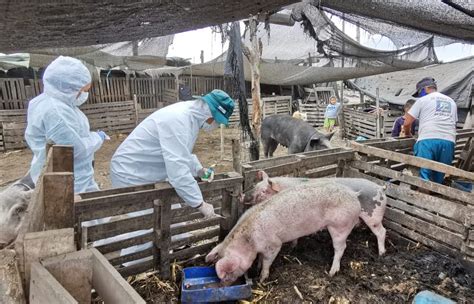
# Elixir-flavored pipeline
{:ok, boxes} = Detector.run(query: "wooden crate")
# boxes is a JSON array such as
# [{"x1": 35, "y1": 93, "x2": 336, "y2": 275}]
[
  {"x1": 0, "y1": 109, "x2": 28, "y2": 151},
  {"x1": 180, "y1": 76, "x2": 224, "y2": 96},
  {"x1": 229, "y1": 96, "x2": 292, "y2": 126},
  {"x1": 0, "y1": 78, "x2": 29, "y2": 110},
  {"x1": 80, "y1": 100, "x2": 138, "y2": 134},
  {"x1": 74, "y1": 172, "x2": 242, "y2": 278},
  {"x1": 298, "y1": 102, "x2": 326, "y2": 127}
]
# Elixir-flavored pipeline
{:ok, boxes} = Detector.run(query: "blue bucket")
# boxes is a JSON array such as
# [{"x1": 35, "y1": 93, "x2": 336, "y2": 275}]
[{"x1": 181, "y1": 266, "x2": 252, "y2": 303}]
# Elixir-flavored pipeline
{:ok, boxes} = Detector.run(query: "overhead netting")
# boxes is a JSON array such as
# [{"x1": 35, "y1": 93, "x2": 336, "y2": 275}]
[
  {"x1": 321, "y1": 8, "x2": 459, "y2": 48},
  {"x1": 27, "y1": 36, "x2": 174, "y2": 71},
  {"x1": 291, "y1": 3, "x2": 439, "y2": 70}
]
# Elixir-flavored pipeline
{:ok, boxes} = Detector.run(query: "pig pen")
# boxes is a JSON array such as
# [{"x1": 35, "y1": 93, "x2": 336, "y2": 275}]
[{"x1": 235, "y1": 145, "x2": 473, "y2": 303}]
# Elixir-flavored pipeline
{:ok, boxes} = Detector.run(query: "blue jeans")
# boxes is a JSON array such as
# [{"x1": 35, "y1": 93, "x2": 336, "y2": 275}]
[{"x1": 414, "y1": 139, "x2": 455, "y2": 184}]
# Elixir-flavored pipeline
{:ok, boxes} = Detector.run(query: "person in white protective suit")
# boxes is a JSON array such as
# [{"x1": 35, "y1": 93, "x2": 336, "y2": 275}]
[
  {"x1": 109, "y1": 90, "x2": 234, "y2": 265},
  {"x1": 110, "y1": 89, "x2": 235, "y2": 217},
  {"x1": 25, "y1": 56, "x2": 109, "y2": 193}
]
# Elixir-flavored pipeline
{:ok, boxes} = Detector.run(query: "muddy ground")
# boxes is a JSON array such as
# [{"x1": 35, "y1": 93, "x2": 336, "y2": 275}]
[{"x1": 130, "y1": 227, "x2": 473, "y2": 303}]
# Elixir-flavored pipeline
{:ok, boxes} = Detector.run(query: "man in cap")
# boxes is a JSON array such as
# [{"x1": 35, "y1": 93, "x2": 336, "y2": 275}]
[
  {"x1": 110, "y1": 89, "x2": 235, "y2": 217},
  {"x1": 402, "y1": 77, "x2": 457, "y2": 184}
]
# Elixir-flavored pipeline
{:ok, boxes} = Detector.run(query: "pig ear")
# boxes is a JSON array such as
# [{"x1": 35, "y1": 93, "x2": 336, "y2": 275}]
[
  {"x1": 217, "y1": 256, "x2": 239, "y2": 276},
  {"x1": 205, "y1": 244, "x2": 221, "y2": 263},
  {"x1": 256, "y1": 170, "x2": 268, "y2": 181},
  {"x1": 268, "y1": 180, "x2": 281, "y2": 192}
]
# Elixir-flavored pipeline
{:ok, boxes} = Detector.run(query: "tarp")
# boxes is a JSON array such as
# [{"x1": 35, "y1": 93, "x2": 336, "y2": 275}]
[{"x1": 349, "y1": 57, "x2": 474, "y2": 109}]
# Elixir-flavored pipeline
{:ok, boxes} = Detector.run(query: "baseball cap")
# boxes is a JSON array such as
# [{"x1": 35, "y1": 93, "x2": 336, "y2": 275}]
[{"x1": 412, "y1": 77, "x2": 437, "y2": 97}]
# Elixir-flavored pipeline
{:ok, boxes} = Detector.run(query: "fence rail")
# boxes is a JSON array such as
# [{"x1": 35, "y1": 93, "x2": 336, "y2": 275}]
[
  {"x1": 0, "y1": 76, "x2": 225, "y2": 110},
  {"x1": 75, "y1": 172, "x2": 242, "y2": 278}
]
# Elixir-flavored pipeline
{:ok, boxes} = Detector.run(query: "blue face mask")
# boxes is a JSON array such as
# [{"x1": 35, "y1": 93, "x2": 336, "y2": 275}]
[{"x1": 419, "y1": 88, "x2": 427, "y2": 97}]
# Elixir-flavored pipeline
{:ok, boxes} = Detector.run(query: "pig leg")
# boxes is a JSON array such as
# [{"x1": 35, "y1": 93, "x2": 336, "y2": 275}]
[
  {"x1": 264, "y1": 139, "x2": 279, "y2": 158},
  {"x1": 360, "y1": 214, "x2": 386, "y2": 255},
  {"x1": 327, "y1": 222, "x2": 357, "y2": 276},
  {"x1": 259, "y1": 243, "x2": 282, "y2": 282}
]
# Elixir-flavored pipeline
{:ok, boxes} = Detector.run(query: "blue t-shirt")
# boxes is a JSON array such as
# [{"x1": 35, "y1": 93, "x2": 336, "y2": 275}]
[
  {"x1": 324, "y1": 102, "x2": 341, "y2": 118},
  {"x1": 391, "y1": 116, "x2": 419, "y2": 137}
]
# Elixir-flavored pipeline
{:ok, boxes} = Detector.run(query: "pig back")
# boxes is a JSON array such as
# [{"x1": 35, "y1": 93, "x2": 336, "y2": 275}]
[
  {"x1": 261, "y1": 115, "x2": 315, "y2": 147},
  {"x1": 245, "y1": 182, "x2": 361, "y2": 243}
]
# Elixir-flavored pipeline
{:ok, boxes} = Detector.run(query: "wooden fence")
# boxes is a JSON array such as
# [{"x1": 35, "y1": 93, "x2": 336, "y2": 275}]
[
  {"x1": 0, "y1": 76, "x2": 224, "y2": 110},
  {"x1": 229, "y1": 96, "x2": 292, "y2": 126},
  {"x1": 298, "y1": 102, "x2": 326, "y2": 127},
  {"x1": 240, "y1": 142, "x2": 474, "y2": 265},
  {"x1": 0, "y1": 100, "x2": 139, "y2": 151},
  {"x1": 348, "y1": 142, "x2": 474, "y2": 264},
  {"x1": 75, "y1": 172, "x2": 242, "y2": 278}
]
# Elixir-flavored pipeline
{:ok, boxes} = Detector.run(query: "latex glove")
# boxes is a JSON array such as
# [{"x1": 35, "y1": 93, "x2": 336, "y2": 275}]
[
  {"x1": 97, "y1": 130, "x2": 110, "y2": 141},
  {"x1": 197, "y1": 202, "x2": 216, "y2": 219}
]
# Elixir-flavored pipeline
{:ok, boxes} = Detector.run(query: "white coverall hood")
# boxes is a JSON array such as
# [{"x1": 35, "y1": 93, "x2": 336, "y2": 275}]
[
  {"x1": 42, "y1": 56, "x2": 92, "y2": 106},
  {"x1": 25, "y1": 56, "x2": 102, "y2": 193},
  {"x1": 110, "y1": 99, "x2": 213, "y2": 207}
]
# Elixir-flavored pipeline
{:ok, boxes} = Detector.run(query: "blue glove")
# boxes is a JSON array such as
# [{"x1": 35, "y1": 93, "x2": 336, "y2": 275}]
[{"x1": 97, "y1": 130, "x2": 110, "y2": 141}]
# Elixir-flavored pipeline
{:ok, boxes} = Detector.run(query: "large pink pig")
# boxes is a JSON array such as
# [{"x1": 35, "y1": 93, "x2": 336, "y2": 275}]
[
  {"x1": 206, "y1": 181, "x2": 362, "y2": 284},
  {"x1": 240, "y1": 170, "x2": 387, "y2": 255}
]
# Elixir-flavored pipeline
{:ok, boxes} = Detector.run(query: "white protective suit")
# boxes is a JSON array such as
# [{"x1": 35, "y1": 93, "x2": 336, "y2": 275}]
[
  {"x1": 25, "y1": 56, "x2": 103, "y2": 193},
  {"x1": 110, "y1": 98, "x2": 211, "y2": 207}
]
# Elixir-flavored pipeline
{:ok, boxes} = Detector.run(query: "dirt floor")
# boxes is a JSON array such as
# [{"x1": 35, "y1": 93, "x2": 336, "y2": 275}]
[
  {"x1": 0, "y1": 127, "x2": 291, "y2": 190},
  {"x1": 129, "y1": 227, "x2": 474, "y2": 303}
]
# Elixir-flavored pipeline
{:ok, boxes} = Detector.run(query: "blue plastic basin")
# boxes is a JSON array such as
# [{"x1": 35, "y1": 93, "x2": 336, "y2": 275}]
[{"x1": 181, "y1": 266, "x2": 252, "y2": 303}]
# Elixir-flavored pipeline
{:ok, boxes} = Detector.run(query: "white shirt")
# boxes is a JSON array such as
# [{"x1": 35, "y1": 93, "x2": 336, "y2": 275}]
[{"x1": 408, "y1": 92, "x2": 457, "y2": 143}]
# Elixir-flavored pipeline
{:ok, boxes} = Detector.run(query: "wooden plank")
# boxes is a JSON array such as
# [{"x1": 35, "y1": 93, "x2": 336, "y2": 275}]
[
  {"x1": 91, "y1": 249, "x2": 146, "y2": 304},
  {"x1": 171, "y1": 207, "x2": 221, "y2": 224},
  {"x1": 169, "y1": 242, "x2": 217, "y2": 261},
  {"x1": 387, "y1": 198, "x2": 465, "y2": 234},
  {"x1": 385, "y1": 185, "x2": 468, "y2": 223},
  {"x1": 77, "y1": 199, "x2": 154, "y2": 222},
  {"x1": 29, "y1": 262, "x2": 77, "y2": 304},
  {"x1": 385, "y1": 208, "x2": 463, "y2": 249},
  {"x1": 118, "y1": 259, "x2": 154, "y2": 278},
  {"x1": 43, "y1": 173, "x2": 74, "y2": 230},
  {"x1": 171, "y1": 217, "x2": 220, "y2": 236},
  {"x1": 107, "y1": 247, "x2": 153, "y2": 266},
  {"x1": 0, "y1": 249, "x2": 26, "y2": 304},
  {"x1": 94, "y1": 232, "x2": 154, "y2": 255},
  {"x1": 384, "y1": 220, "x2": 460, "y2": 258},
  {"x1": 348, "y1": 159, "x2": 473, "y2": 204},
  {"x1": 171, "y1": 227, "x2": 220, "y2": 250},
  {"x1": 351, "y1": 142, "x2": 474, "y2": 181},
  {"x1": 86, "y1": 213, "x2": 153, "y2": 241},
  {"x1": 158, "y1": 199, "x2": 171, "y2": 279}
]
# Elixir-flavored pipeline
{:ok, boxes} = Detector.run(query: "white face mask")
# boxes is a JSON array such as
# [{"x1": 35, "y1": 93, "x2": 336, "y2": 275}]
[
  {"x1": 201, "y1": 120, "x2": 219, "y2": 132},
  {"x1": 75, "y1": 92, "x2": 89, "y2": 106}
]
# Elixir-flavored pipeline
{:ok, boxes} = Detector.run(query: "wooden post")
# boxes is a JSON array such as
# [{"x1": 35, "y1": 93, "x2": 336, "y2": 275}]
[
  {"x1": 153, "y1": 200, "x2": 161, "y2": 275},
  {"x1": 219, "y1": 188, "x2": 231, "y2": 241},
  {"x1": 232, "y1": 139, "x2": 241, "y2": 173},
  {"x1": 51, "y1": 145, "x2": 73, "y2": 173},
  {"x1": 133, "y1": 94, "x2": 139, "y2": 126},
  {"x1": 243, "y1": 16, "x2": 263, "y2": 157},
  {"x1": 376, "y1": 87, "x2": 381, "y2": 139},
  {"x1": 200, "y1": 50, "x2": 204, "y2": 64},
  {"x1": 158, "y1": 198, "x2": 171, "y2": 279},
  {"x1": 220, "y1": 124, "x2": 224, "y2": 160},
  {"x1": 43, "y1": 173, "x2": 74, "y2": 230}
]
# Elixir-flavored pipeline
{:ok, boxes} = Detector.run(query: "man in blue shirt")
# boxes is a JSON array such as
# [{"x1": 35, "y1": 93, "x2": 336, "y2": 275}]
[{"x1": 391, "y1": 99, "x2": 418, "y2": 137}]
